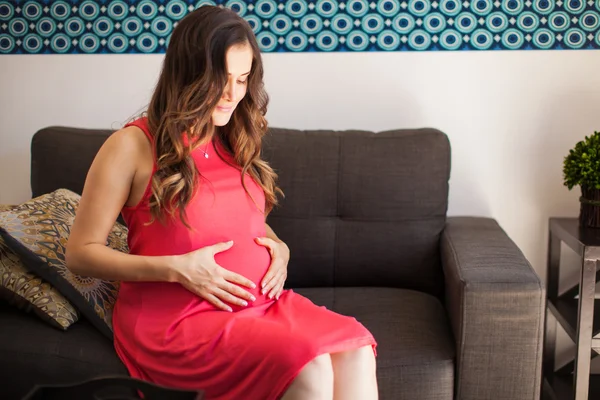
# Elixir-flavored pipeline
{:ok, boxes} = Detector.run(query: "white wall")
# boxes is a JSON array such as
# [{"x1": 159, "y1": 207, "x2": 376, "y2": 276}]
[{"x1": 2, "y1": 50, "x2": 600, "y2": 370}]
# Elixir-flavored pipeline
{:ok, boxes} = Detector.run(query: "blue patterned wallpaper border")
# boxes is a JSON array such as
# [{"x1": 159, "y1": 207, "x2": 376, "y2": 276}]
[{"x1": 1, "y1": 0, "x2": 599, "y2": 54}]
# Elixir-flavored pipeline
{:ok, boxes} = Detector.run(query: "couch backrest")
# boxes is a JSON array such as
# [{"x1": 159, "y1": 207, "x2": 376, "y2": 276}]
[{"x1": 31, "y1": 126, "x2": 451, "y2": 297}]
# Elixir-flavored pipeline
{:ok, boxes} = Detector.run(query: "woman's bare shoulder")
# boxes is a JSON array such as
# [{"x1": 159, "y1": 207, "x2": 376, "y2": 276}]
[
  {"x1": 84, "y1": 124, "x2": 154, "y2": 193},
  {"x1": 105, "y1": 124, "x2": 152, "y2": 157}
]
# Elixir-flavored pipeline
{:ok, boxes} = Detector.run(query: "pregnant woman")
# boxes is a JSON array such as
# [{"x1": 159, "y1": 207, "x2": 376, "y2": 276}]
[{"x1": 66, "y1": 5, "x2": 377, "y2": 400}]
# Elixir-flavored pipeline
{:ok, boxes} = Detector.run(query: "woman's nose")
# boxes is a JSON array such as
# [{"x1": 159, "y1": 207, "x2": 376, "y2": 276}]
[{"x1": 222, "y1": 82, "x2": 235, "y2": 102}]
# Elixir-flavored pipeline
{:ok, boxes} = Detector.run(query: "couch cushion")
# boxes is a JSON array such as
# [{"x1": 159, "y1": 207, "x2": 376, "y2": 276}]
[
  {"x1": 263, "y1": 128, "x2": 450, "y2": 297},
  {"x1": 0, "y1": 300, "x2": 127, "y2": 400},
  {"x1": 295, "y1": 287, "x2": 456, "y2": 400},
  {"x1": 0, "y1": 287, "x2": 455, "y2": 400}
]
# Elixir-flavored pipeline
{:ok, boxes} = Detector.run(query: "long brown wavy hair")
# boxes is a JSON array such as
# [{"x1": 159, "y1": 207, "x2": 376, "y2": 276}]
[{"x1": 135, "y1": 5, "x2": 283, "y2": 228}]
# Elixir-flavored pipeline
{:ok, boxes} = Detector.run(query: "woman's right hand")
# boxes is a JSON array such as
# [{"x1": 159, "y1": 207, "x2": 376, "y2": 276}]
[{"x1": 171, "y1": 240, "x2": 256, "y2": 312}]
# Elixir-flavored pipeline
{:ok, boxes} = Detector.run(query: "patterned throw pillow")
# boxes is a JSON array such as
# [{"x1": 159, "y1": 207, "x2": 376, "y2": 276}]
[
  {"x1": 0, "y1": 226, "x2": 79, "y2": 330},
  {"x1": 0, "y1": 189, "x2": 129, "y2": 339}
]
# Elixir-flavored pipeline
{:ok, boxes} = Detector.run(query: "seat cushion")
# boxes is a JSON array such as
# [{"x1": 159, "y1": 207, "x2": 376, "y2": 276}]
[
  {"x1": 0, "y1": 287, "x2": 455, "y2": 400},
  {"x1": 0, "y1": 300, "x2": 127, "y2": 400},
  {"x1": 295, "y1": 287, "x2": 456, "y2": 400}
]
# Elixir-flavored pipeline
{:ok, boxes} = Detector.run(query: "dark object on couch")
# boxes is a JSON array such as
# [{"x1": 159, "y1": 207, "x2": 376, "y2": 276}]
[
  {"x1": 0, "y1": 125, "x2": 545, "y2": 400},
  {"x1": 22, "y1": 376, "x2": 203, "y2": 400}
]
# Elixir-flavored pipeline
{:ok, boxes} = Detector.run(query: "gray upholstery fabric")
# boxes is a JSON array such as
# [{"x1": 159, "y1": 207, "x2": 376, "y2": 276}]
[
  {"x1": 294, "y1": 287, "x2": 455, "y2": 400},
  {"x1": 31, "y1": 126, "x2": 112, "y2": 199},
  {"x1": 441, "y1": 217, "x2": 545, "y2": 400},
  {"x1": 262, "y1": 128, "x2": 451, "y2": 297},
  {"x1": 0, "y1": 300, "x2": 127, "y2": 400}
]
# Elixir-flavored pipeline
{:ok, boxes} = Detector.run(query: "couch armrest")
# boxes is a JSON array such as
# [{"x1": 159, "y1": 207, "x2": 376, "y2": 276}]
[{"x1": 441, "y1": 217, "x2": 545, "y2": 400}]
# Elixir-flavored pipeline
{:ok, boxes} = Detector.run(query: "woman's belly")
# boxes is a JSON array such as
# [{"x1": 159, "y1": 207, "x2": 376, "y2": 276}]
[
  {"x1": 213, "y1": 236, "x2": 273, "y2": 306},
  {"x1": 117, "y1": 235, "x2": 273, "y2": 315},
  {"x1": 113, "y1": 234, "x2": 274, "y2": 349}
]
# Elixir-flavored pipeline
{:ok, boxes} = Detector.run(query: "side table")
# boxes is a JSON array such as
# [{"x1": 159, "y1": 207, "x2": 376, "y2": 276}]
[{"x1": 543, "y1": 218, "x2": 600, "y2": 400}]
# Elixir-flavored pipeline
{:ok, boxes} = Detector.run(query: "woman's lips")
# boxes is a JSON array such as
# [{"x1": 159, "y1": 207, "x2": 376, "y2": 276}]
[{"x1": 216, "y1": 105, "x2": 233, "y2": 112}]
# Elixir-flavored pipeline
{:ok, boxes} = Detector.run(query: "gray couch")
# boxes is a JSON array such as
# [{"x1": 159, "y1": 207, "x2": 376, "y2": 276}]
[{"x1": 0, "y1": 125, "x2": 545, "y2": 400}]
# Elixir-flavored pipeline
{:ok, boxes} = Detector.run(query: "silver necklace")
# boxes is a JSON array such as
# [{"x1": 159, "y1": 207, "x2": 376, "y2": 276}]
[{"x1": 199, "y1": 141, "x2": 210, "y2": 159}]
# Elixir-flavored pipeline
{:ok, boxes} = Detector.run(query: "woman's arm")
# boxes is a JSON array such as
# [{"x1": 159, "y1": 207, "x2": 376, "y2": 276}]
[
  {"x1": 66, "y1": 126, "x2": 177, "y2": 283},
  {"x1": 66, "y1": 126, "x2": 255, "y2": 310}
]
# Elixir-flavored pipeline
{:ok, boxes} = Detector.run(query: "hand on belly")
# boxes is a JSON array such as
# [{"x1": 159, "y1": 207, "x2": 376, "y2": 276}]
[
  {"x1": 168, "y1": 238, "x2": 272, "y2": 312},
  {"x1": 213, "y1": 239, "x2": 273, "y2": 306}
]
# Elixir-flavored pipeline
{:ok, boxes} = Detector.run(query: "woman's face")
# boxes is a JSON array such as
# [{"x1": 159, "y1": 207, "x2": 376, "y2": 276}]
[{"x1": 212, "y1": 43, "x2": 253, "y2": 127}]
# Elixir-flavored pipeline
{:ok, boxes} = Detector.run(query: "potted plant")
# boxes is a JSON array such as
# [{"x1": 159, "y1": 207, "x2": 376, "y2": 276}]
[{"x1": 563, "y1": 131, "x2": 600, "y2": 228}]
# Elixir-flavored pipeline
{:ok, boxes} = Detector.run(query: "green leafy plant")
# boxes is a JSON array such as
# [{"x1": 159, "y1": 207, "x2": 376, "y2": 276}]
[{"x1": 563, "y1": 131, "x2": 600, "y2": 190}]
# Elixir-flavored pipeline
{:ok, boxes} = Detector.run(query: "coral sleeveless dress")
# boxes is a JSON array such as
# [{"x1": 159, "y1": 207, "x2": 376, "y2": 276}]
[{"x1": 112, "y1": 117, "x2": 377, "y2": 400}]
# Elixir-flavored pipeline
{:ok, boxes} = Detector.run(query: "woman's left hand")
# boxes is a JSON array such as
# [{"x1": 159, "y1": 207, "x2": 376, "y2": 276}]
[{"x1": 255, "y1": 237, "x2": 290, "y2": 300}]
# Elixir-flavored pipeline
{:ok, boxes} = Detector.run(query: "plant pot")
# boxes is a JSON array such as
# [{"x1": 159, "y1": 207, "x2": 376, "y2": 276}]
[{"x1": 579, "y1": 185, "x2": 600, "y2": 228}]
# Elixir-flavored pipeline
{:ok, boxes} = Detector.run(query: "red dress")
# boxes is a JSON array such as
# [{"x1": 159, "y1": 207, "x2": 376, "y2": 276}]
[{"x1": 113, "y1": 117, "x2": 377, "y2": 400}]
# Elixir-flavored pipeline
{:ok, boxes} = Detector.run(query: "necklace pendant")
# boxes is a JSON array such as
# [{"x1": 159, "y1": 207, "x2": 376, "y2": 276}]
[{"x1": 204, "y1": 153, "x2": 209, "y2": 159}]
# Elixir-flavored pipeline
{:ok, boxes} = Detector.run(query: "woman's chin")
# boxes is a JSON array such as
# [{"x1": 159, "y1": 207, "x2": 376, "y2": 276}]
[{"x1": 212, "y1": 114, "x2": 232, "y2": 127}]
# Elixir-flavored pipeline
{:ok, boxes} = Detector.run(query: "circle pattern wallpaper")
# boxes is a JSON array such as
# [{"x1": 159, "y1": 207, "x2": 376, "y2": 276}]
[{"x1": 1, "y1": 0, "x2": 599, "y2": 53}]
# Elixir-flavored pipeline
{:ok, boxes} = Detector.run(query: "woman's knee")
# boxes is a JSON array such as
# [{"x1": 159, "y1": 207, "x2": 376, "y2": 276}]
[
  {"x1": 331, "y1": 345, "x2": 376, "y2": 372},
  {"x1": 298, "y1": 353, "x2": 334, "y2": 388},
  {"x1": 307, "y1": 353, "x2": 334, "y2": 374},
  {"x1": 283, "y1": 354, "x2": 334, "y2": 400},
  {"x1": 355, "y1": 345, "x2": 376, "y2": 362}
]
